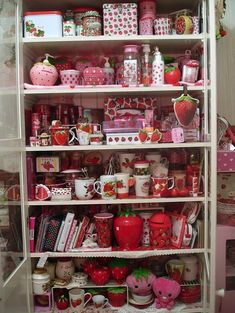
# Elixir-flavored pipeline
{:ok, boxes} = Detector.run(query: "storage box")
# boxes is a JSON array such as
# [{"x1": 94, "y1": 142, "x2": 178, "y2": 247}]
[
  {"x1": 24, "y1": 11, "x2": 63, "y2": 38},
  {"x1": 103, "y1": 119, "x2": 144, "y2": 133},
  {"x1": 103, "y1": 3, "x2": 138, "y2": 36},
  {"x1": 106, "y1": 133, "x2": 140, "y2": 145}
]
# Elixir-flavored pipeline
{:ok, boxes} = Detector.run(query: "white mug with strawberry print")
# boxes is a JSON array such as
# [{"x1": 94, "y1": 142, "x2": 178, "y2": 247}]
[
  {"x1": 69, "y1": 288, "x2": 92, "y2": 313},
  {"x1": 114, "y1": 173, "x2": 134, "y2": 199},
  {"x1": 134, "y1": 175, "x2": 151, "y2": 197},
  {"x1": 75, "y1": 178, "x2": 95, "y2": 200},
  {"x1": 94, "y1": 175, "x2": 117, "y2": 200}
]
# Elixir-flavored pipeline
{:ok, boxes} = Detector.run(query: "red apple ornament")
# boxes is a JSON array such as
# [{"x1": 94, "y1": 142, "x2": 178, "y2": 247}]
[
  {"x1": 30, "y1": 54, "x2": 58, "y2": 86},
  {"x1": 172, "y1": 93, "x2": 199, "y2": 127}
]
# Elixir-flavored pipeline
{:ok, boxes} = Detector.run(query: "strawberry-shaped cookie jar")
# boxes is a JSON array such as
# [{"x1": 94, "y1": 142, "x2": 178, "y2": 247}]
[
  {"x1": 172, "y1": 93, "x2": 199, "y2": 127},
  {"x1": 30, "y1": 54, "x2": 58, "y2": 86},
  {"x1": 109, "y1": 258, "x2": 129, "y2": 284},
  {"x1": 114, "y1": 210, "x2": 143, "y2": 250}
]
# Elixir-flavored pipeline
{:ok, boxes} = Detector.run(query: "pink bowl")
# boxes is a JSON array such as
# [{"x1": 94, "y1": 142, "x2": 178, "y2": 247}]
[{"x1": 60, "y1": 70, "x2": 80, "y2": 86}]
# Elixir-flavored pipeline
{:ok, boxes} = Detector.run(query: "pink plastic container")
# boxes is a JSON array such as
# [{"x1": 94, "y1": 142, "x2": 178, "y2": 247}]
[
  {"x1": 83, "y1": 67, "x2": 104, "y2": 85},
  {"x1": 139, "y1": 17, "x2": 153, "y2": 35},
  {"x1": 154, "y1": 17, "x2": 172, "y2": 35},
  {"x1": 139, "y1": 0, "x2": 157, "y2": 20},
  {"x1": 60, "y1": 70, "x2": 80, "y2": 86}
]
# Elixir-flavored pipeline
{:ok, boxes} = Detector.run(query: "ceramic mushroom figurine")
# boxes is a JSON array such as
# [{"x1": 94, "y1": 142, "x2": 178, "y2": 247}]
[
  {"x1": 126, "y1": 268, "x2": 156, "y2": 296},
  {"x1": 152, "y1": 277, "x2": 181, "y2": 310}
]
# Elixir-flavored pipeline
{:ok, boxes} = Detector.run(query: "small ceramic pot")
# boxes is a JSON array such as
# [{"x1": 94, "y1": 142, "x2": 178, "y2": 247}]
[
  {"x1": 83, "y1": 67, "x2": 104, "y2": 85},
  {"x1": 72, "y1": 272, "x2": 88, "y2": 286},
  {"x1": 75, "y1": 177, "x2": 95, "y2": 200},
  {"x1": 60, "y1": 70, "x2": 80, "y2": 86},
  {"x1": 55, "y1": 258, "x2": 75, "y2": 280},
  {"x1": 32, "y1": 268, "x2": 50, "y2": 295}
]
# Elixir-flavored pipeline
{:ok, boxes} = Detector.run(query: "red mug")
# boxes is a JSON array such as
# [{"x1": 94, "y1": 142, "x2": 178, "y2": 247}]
[{"x1": 152, "y1": 177, "x2": 174, "y2": 197}]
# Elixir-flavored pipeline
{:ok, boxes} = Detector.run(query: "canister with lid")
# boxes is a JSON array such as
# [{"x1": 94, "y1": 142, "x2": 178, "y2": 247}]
[
  {"x1": 32, "y1": 268, "x2": 50, "y2": 295},
  {"x1": 73, "y1": 7, "x2": 92, "y2": 36},
  {"x1": 134, "y1": 161, "x2": 150, "y2": 176},
  {"x1": 82, "y1": 10, "x2": 102, "y2": 36}
]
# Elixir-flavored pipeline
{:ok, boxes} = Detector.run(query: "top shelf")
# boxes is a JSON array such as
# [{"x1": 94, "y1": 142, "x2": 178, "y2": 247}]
[
  {"x1": 22, "y1": 35, "x2": 205, "y2": 55},
  {"x1": 23, "y1": 0, "x2": 200, "y2": 14}
]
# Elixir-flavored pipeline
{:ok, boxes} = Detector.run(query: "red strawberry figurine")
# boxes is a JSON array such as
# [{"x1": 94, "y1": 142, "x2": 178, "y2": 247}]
[
  {"x1": 172, "y1": 94, "x2": 199, "y2": 127},
  {"x1": 55, "y1": 295, "x2": 69, "y2": 310},
  {"x1": 90, "y1": 266, "x2": 111, "y2": 285},
  {"x1": 54, "y1": 57, "x2": 73, "y2": 75},
  {"x1": 164, "y1": 65, "x2": 181, "y2": 84},
  {"x1": 138, "y1": 129, "x2": 148, "y2": 143},
  {"x1": 109, "y1": 258, "x2": 129, "y2": 284},
  {"x1": 151, "y1": 129, "x2": 162, "y2": 143}
]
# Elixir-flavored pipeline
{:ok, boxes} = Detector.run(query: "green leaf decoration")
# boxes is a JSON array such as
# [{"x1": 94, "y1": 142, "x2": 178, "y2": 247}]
[
  {"x1": 132, "y1": 268, "x2": 151, "y2": 281},
  {"x1": 107, "y1": 287, "x2": 126, "y2": 294},
  {"x1": 118, "y1": 209, "x2": 137, "y2": 217}
]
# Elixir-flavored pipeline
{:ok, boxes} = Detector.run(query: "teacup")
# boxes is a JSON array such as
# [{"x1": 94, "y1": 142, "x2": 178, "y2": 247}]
[
  {"x1": 152, "y1": 177, "x2": 174, "y2": 197},
  {"x1": 69, "y1": 288, "x2": 92, "y2": 313},
  {"x1": 94, "y1": 175, "x2": 117, "y2": 200},
  {"x1": 132, "y1": 293, "x2": 153, "y2": 304},
  {"x1": 92, "y1": 295, "x2": 109, "y2": 309},
  {"x1": 119, "y1": 153, "x2": 139, "y2": 175},
  {"x1": 75, "y1": 177, "x2": 95, "y2": 200}
]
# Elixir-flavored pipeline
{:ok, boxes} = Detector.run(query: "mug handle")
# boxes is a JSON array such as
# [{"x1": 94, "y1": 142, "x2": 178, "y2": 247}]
[
  {"x1": 165, "y1": 261, "x2": 170, "y2": 274},
  {"x1": 167, "y1": 177, "x2": 174, "y2": 190},
  {"x1": 94, "y1": 181, "x2": 102, "y2": 195},
  {"x1": 69, "y1": 126, "x2": 79, "y2": 143},
  {"x1": 103, "y1": 298, "x2": 110, "y2": 308},
  {"x1": 84, "y1": 293, "x2": 92, "y2": 307}
]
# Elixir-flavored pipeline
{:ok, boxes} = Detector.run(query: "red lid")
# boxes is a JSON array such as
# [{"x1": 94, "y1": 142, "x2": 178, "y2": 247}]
[
  {"x1": 150, "y1": 213, "x2": 171, "y2": 225},
  {"x1": 73, "y1": 7, "x2": 95, "y2": 13},
  {"x1": 24, "y1": 11, "x2": 62, "y2": 16},
  {"x1": 134, "y1": 160, "x2": 150, "y2": 165}
]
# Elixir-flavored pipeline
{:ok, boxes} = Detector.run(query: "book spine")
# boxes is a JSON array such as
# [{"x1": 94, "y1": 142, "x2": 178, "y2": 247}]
[
  {"x1": 54, "y1": 221, "x2": 65, "y2": 252},
  {"x1": 75, "y1": 216, "x2": 90, "y2": 248},
  {"x1": 69, "y1": 226, "x2": 79, "y2": 251},
  {"x1": 57, "y1": 213, "x2": 75, "y2": 252},
  {"x1": 29, "y1": 216, "x2": 36, "y2": 253},
  {"x1": 64, "y1": 220, "x2": 77, "y2": 252}
]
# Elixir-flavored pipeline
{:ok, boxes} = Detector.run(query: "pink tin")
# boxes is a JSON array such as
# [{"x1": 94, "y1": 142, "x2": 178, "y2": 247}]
[
  {"x1": 154, "y1": 17, "x2": 172, "y2": 35},
  {"x1": 218, "y1": 151, "x2": 235, "y2": 173},
  {"x1": 83, "y1": 67, "x2": 105, "y2": 85},
  {"x1": 103, "y1": 3, "x2": 138, "y2": 36},
  {"x1": 139, "y1": 0, "x2": 156, "y2": 20},
  {"x1": 139, "y1": 17, "x2": 153, "y2": 35},
  {"x1": 192, "y1": 16, "x2": 200, "y2": 34},
  {"x1": 60, "y1": 70, "x2": 81, "y2": 86}
]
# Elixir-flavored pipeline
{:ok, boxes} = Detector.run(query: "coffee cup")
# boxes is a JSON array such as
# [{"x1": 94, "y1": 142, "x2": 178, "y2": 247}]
[
  {"x1": 119, "y1": 153, "x2": 138, "y2": 175},
  {"x1": 75, "y1": 177, "x2": 95, "y2": 200},
  {"x1": 152, "y1": 176, "x2": 174, "y2": 197},
  {"x1": 114, "y1": 173, "x2": 134, "y2": 199},
  {"x1": 92, "y1": 295, "x2": 109, "y2": 309},
  {"x1": 69, "y1": 288, "x2": 92, "y2": 313},
  {"x1": 94, "y1": 175, "x2": 117, "y2": 200},
  {"x1": 165, "y1": 259, "x2": 185, "y2": 283},
  {"x1": 134, "y1": 175, "x2": 151, "y2": 197}
]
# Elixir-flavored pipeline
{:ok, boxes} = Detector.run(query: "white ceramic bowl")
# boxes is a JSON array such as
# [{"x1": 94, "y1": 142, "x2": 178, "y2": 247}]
[{"x1": 132, "y1": 293, "x2": 153, "y2": 304}]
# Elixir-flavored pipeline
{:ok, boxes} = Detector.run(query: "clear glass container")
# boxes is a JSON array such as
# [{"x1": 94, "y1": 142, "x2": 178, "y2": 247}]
[{"x1": 123, "y1": 45, "x2": 140, "y2": 86}]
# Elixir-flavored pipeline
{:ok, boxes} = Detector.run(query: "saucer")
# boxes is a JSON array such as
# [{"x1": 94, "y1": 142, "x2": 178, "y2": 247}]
[{"x1": 129, "y1": 296, "x2": 154, "y2": 309}]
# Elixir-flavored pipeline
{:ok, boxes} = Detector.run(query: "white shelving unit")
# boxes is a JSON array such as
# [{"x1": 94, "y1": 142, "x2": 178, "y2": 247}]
[{"x1": 1, "y1": 0, "x2": 216, "y2": 312}]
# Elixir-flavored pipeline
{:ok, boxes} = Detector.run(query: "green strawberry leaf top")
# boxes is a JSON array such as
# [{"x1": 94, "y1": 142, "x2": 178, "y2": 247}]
[
  {"x1": 118, "y1": 209, "x2": 137, "y2": 217},
  {"x1": 107, "y1": 287, "x2": 126, "y2": 294},
  {"x1": 164, "y1": 65, "x2": 177, "y2": 73},
  {"x1": 132, "y1": 268, "x2": 151, "y2": 281},
  {"x1": 172, "y1": 93, "x2": 199, "y2": 104},
  {"x1": 109, "y1": 258, "x2": 127, "y2": 268}
]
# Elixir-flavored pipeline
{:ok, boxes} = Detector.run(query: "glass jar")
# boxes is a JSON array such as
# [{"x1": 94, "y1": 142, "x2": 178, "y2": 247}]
[
  {"x1": 82, "y1": 11, "x2": 102, "y2": 36},
  {"x1": 134, "y1": 161, "x2": 150, "y2": 175},
  {"x1": 123, "y1": 45, "x2": 140, "y2": 86},
  {"x1": 32, "y1": 268, "x2": 50, "y2": 295}
]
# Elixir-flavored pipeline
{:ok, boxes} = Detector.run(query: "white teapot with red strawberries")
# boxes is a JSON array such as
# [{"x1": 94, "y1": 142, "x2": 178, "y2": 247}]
[{"x1": 30, "y1": 54, "x2": 58, "y2": 86}]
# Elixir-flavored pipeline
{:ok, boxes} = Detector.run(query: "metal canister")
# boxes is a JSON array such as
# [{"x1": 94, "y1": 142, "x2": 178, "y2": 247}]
[
  {"x1": 63, "y1": 20, "x2": 76, "y2": 37},
  {"x1": 82, "y1": 10, "x2": 102, "y2": 36}
]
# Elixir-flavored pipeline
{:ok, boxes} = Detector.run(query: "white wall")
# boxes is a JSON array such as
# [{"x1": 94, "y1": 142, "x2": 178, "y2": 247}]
[{"x1": 217, "y1": 0, "x2": 235, "y2": 123}]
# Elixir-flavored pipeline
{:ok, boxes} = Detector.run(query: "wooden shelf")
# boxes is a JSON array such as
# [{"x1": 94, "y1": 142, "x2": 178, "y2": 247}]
[
  {"x1": 31, "y1": 248, "x2": 206, "y2": 258},
  {"x1": 27, "y1": 196, "x2": 206, "y2": 206},
  {"x1": 26, "y1": 142, "x2": 211, "y2": 152},
  {"x1": 23, "y1": 34, "x2": 205, "y2": 55}
]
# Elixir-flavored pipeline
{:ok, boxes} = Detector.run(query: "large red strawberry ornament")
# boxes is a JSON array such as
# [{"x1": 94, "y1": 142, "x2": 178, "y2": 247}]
[
  {"x1": 164, "y1": 65, "x2": 181, "y2": 84},
  {"x1": 172, "y1": 94, "x2": 199, "y2": 127},
  {"x1": 30, "y1": 54, "x2": 58, "y2": 86},
  {"x1": 90, "y1": 266, "x2": 111, "y2": 285},
  {"x1": 55, "y1": 295, "x2": 69, "y2": 310},
  {"x1": 109, "y1": 258, "x2": 129, "y2": 284}
]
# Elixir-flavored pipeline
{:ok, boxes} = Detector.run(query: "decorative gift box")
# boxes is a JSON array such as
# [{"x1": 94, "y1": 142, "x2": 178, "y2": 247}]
[
  {"x1": 104, "y1": 97, "x2": 158, "y2": 121},
  {"x1": 103, "y1": 119, "x2": 144, "y2": 133},
  {"x1": 83, "y1": 67, "x2": 105, "y2": 85},
  {"x1": 103, "y1": 3, "x2": 138, "y2": 36},
  {"x1": 106, "y1": 133, "x2": 140, "y2": 145}
]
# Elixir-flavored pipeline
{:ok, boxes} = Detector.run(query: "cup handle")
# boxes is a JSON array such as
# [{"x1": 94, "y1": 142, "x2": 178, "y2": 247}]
[
  {"x1": 69, "y1": 127, "x2": 79, "y2": 143},
  {"x1": 94, "y1": 181, "x2": 102, "y2": 195},
  {"x1": 84, "y1": 293, "x2": 92, "y2": 307},
  {"x1": 168, "y1": 177, "x2": 174, "y2": 190},
  {"x1": 165, "y1": 262, "x2": 170, "y2": 274},
  {"x1": 103, "y1": 298, "x2": 110, "y2": 308}
]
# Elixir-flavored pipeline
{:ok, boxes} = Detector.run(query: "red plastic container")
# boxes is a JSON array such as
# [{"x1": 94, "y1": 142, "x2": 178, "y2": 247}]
[{"x1": 149, "y1": 213, "x2": 171, "y2": 248}]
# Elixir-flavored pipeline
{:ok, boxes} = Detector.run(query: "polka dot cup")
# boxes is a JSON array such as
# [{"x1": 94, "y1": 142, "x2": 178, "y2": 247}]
[
  {"x1": 154, "y1": 17, "x2": 172, "y2": 35},
  {"x1": 60, "y1": 70, "x2": 80, "y2": 86}
]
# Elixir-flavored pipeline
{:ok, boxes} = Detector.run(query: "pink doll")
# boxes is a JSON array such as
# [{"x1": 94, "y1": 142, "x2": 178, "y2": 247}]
[
  {"x1": 126, "y1": 268, "x2": 156, "y2": 296},
  {"x1": 153, "y1": 277, "x2": 181, "y2": 310}
]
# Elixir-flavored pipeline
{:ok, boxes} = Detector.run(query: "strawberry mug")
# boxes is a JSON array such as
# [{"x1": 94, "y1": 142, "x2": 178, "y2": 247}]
[
  {"x1": 94, "y1": 175, "x2": 117, "y2": 200},
  {"x1": 133, "y1": 175, "x2": 151, "y2": 197},
  {"x1": 69, "y1": 288, "x2": 92, "y2": 313},
  {"x1": 152, "y1": 177, "x2": 174, "y2": 197},
  {"x1": 49, "y1": 126, "x2": 75, "y2": 145},
  {"x1": 114, "y1": 173, "x2": 134, "y2": 199},
  {"x1": 165, "y1": 259, "x2": 185, "y2": 283}
]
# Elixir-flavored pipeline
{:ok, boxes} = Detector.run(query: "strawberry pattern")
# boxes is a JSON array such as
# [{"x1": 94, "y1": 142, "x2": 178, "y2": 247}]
[
  {"x1": 103, "y1": 3, "x2": 138, "y2": 36},
  {"x1": 154, "y1": 18, "x2": 172, "y2": 35},
  {"x1": 139, "y1": 17, "x2": 153, "y2": 35},
  {"x1": 104, "y1": 97, "x2": 157, "y2": 120}
]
